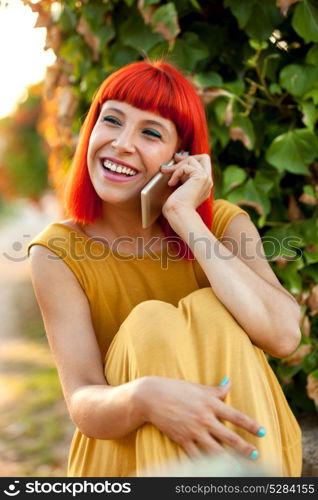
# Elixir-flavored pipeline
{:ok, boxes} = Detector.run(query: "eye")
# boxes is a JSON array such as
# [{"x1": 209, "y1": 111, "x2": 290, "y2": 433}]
[
  {"x1": 143, "y1": 129, "x2": 162, "y2": 139},
  {"x1": 103, "y1": 116, "x2": 120, "y2": 125}
]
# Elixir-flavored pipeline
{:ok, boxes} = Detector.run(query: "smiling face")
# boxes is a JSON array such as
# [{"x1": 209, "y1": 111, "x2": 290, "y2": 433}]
[{"x1": 87, "y1": 100, "x2": 181, "y2": 206}]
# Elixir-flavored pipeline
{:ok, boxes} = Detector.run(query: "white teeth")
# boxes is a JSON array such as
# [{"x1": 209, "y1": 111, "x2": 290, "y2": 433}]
[{"x1": 102, "y1": 160, "x2": 137, "y2": 176}]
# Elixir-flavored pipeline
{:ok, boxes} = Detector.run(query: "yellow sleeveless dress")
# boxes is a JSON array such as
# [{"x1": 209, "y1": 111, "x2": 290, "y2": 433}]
[{"x1": 27, "y1": 199, "x2": 302, "y2": 477}]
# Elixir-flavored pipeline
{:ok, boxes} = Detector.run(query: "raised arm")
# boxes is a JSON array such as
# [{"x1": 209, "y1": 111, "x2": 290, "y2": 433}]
[{"x1": 28, "y1": 245, "x2": 146, "y2": 439}]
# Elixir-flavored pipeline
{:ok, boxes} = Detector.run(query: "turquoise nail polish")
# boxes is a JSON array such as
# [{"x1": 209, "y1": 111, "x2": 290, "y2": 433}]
[
  {"x1": 175, "y1": 152, "x2": 182, "y2": 156},
  {"x1": 161, "y1": 164, "x2": 168, "y2": 167},
  {"x1": 185, "y1": 152, "x2": 189, "y2": 155},
  {"x1": 257, "y1": 427, "x2": 266, "y2": 437},
  {"x1": 249, "y1": 450, "x2": 259, "y2": 460},
  {"x1": 219, "y1": 377, "x2": 230, "y2": 386}
]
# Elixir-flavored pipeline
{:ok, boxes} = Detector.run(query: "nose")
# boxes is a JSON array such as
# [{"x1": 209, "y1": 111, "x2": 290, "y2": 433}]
[{"x1": 111, "y1": 128, "x2": 136, "y2": 154}]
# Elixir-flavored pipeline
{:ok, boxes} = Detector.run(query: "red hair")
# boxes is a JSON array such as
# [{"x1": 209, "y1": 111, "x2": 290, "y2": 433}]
[{"x1": 64, "y1": 58, "x2": 214, "y2": 261}]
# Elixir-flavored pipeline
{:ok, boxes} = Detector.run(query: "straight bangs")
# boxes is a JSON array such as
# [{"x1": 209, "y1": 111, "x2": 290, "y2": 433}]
[
  {"x1": 99, "y1": 65, "x2": 194, "y2": 154},
  {"x1": 63, "y1": 58, "x2": 214, "y2": 261}
]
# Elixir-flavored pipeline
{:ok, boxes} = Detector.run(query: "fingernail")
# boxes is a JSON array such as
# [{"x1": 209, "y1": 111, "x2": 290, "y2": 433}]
[
  {"x1": 249, "y1": 450, "x2": 259, "y2": 460},
  {"x1": 184, "y1": 151, "x2": 189, "y2": 155},
  {"x1": 161, "y1": 164, "x2": 169, "y2": 167},
  {"x1": 219, "y1": 377, "x2": 230, "y2": 386},
  {"x1": 175, "y1": 152, "x2": 182, "y2": 156},
  {"x1": 257, "y1": 427, "x2": 266, "y2": 437}
]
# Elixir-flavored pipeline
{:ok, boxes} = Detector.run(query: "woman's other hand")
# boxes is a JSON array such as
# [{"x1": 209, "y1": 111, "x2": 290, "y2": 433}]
[
  {"x1": 135, "y1": 375, "x2": 265, "y2": 462},
  {"x1": 160, "y1": 152, "x2": 213, "y2": 217}
]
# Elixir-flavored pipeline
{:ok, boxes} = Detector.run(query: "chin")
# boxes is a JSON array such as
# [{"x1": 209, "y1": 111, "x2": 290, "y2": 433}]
[{"x1": 95, "y1": 189, "x2": 138, "y2": 206}]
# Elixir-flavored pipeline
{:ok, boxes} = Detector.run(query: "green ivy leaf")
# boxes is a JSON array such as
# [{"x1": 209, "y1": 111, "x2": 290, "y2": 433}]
[
  {"x1": 151, "y1": 3, "x2": 180, "y2": 40},
  {"x1": 266, "y1": 129, "x2": 318, "y2": 175},
  {"x1": 304, "y1": 245, "x2": 318, "y2": 265},
  {"x1": 147, "y1": 41, "x2": 170, "y2": 60},
  {"x1": 190, "y1": 22, "x2": 225, "y2": 61},
  {"x1": 188, "y1": 0, "x2": 203, "y2": 12},
  {"x1": 299, "y1": 217, "x2": 318, "y2": 244},
  {"x1": 263, "y1": 226, "x2": 304, "y2": 261},
  {"x1": 277, "y1": 363, "x2": 302, "y2": 381},
  {"x1": 194, "y1": 72, "x2": 223, "y2": 88},
  {"x1": 253, "y1": 171, "x2": 275, "y2": 195},
  {"x1": 304, "y1": 185, "x2": 316, "y2": 197},
  {"x1": 224, "y1": 0, "x2": 253, "y2": 28},
  {"x1": 59, "y1": 4, "x2": 77, "y2": 31},
  {"x1": 302, "y1": 265, "x2": 318, "y2": 284},
  {"x1": 227, "y1": 178, "x2": 270, "y2": 215},
  {"x1": 222, "y1": 165, "x2": 248, "y2": 194},
  {"x1": 59, "y1": 35, "x2": 91, "y2": 78},
  {"x1": 292, "y1": 0, "x2": 318, "y2": 43},
  {"x1": 300, "y1": 101, "x2": 317, "y2": 130},
  {"x1": 306, "y1": 44, "x2": 318, "y2": 66},
  {"x1": 213, "y1": 97, "x2": 230, "y2": 125},
  {"x1": 304, "y1": 88, "x2": 318, "y2": 105},
  {"x1": 269, "y1": 83, "x2": 282, "y2": 95},
  {"x1": 108, "y1": 42, "x2": 140, "y2": 67},
  {"x1": 302, "y1": 352, "x2": 318, "y2": 374},
  {"x1": 172, "y1": 32, "x2": 209, "y2": 71},
  {"x1": 209, "y1": 120, "x2": 230, "y2": 149},
  {"x1": 82, "y1": 4, "x2": 110, "y2": 29},
  {"x1": 229, "y1": 115, "x2": 255, "y2": 150},
  {"x1": 279, "y1": 64, "x2": 318, "y2": 97},
  {"x1": 310, "y1": 369, "x2": 318, "y2": 380},
  {"x1": 249, "y1": 39, "x2": 268, "y2": 50},
  {"x1": 225, "y1": 0, "x2": 283, "y2": 41},
  {"x1": 274, "y1": 259, "x2": 304, "y2": 294},
  {"x1": 118, "y1": 14, "x2": 163, "y2": 52},
  {"x1": 93, "y1": 24, "x2": 116, "y2": 50},
  {"x1": 223, "y1": 79, "x2": 245, "y2": 96}
]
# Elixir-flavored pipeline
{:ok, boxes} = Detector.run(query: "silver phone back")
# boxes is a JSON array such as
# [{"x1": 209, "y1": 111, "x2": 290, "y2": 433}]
[{"x1": 141, "y1": 171, "x2": 174, "y2": 229}]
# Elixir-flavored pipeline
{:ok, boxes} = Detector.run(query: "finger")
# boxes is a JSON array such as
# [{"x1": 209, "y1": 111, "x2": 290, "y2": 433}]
[
  {"x1": 161, "y1": 157, "x2": 202, "y2": 172},
  {"x1": 196, "y1": 431, "x2": 235, "y2": 461},
  {"x1": 174, "y1": 151, "x2": 189, "y2": 161},
  {"x1": 208, "y1": 419, "x2": 258, "y2": 460},
  {"x1": 216, "y1": 400, "x2": 264, "y2": 439},
  {"x1": 183, "y1": 440, "x2": 204, "y2": 461},
  {"x1": 167, "y1": 163, "x2": 203, "y2": 186},
  {"x1": 207, "y1": 379, "x2": 232, "y2": 401},
  {"x1": 196, "y1": 154, "x2": 214, "y2": 184}
]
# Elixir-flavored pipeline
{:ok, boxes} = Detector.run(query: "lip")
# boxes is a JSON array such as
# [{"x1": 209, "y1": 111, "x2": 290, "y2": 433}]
[
  {"x1": 100, "y1": 156, "x2": 139, "y2": 173},
  {"x1": 100, "y1": 160, "x2": 141, "y2": 183}
]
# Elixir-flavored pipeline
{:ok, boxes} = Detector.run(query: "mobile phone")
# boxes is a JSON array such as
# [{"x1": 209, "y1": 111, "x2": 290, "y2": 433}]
[{"x1": 141, "y1": 158, "x2": 176, "y2": 229}]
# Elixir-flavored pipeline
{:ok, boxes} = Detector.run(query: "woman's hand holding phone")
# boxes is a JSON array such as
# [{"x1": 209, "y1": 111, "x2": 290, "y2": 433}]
[{"x1": 160, "y1": 152, "x2": 213, "y2": 218}]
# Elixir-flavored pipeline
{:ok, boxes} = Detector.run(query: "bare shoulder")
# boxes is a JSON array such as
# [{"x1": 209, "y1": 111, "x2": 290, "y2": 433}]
[
  {"x1": 28, "y1": 244, "x2": 87, "y2": 332},
  {"x1": 58, "y1": 218, "x2": 78, "y2": 230},
  {"x1": 29, "y1": 244, "x2": 79, "y2": 288}
]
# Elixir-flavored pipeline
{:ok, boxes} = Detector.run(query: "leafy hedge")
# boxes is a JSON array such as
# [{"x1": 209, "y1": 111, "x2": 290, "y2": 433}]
[
  {"x1": 0, "y1": 83, "x2": 48, "y2": 204},
  {"x1": 23, "y1": 0, "x2": 318, "y2": 415}
]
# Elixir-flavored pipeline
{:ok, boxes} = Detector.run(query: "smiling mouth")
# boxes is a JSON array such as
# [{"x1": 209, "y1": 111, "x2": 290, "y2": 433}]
[{"x1": 100, "y1": 159, "x2": 139, "y2": 177}]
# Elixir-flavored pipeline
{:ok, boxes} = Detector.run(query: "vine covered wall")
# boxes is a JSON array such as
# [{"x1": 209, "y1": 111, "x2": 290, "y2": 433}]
[{"x1": 22, "y1": 0, "x2": 318, "y2": 414}]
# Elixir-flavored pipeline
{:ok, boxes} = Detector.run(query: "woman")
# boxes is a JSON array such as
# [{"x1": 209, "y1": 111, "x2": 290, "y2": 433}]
[{"x1": 27, "y1": 58, "x2": 302, "y2": 477}]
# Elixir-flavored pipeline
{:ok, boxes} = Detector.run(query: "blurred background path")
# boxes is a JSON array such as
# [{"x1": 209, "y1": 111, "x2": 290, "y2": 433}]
[{"x1": 0, "y1": 192, "x2": 74, "y2": 477}]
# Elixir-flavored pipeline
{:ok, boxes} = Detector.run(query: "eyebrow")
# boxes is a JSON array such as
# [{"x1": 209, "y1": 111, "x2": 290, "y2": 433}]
[{"x1": 101, "y1": 106, "x2": 170, "y2": 134}]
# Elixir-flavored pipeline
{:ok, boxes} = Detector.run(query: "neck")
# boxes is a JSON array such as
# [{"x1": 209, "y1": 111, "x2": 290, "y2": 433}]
[{"x1": 84, "y1": 202, "x2": 165, "y2": 242}]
